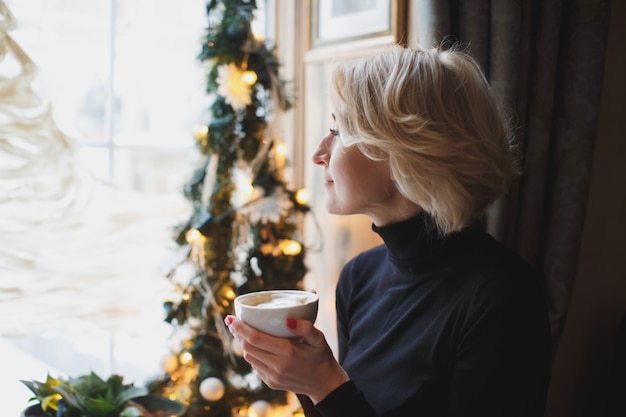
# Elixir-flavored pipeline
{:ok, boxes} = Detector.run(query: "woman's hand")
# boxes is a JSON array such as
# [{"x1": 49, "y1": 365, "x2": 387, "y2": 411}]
[{"x1": 225, "y1": 315, "x2": 349, "y2": 403}]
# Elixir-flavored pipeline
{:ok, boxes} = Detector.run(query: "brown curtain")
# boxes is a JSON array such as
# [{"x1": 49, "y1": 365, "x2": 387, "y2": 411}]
[{"x1": 414, "y1": 0, "x2": 611, "y2": 353}]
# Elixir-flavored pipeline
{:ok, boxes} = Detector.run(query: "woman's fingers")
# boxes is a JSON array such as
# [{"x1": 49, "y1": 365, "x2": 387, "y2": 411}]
[
  {"x1": 225, "y1": 314, "x2": 349, "y2": 399},
  {"x1": 226, "y1": 316, "x2": 285, "y2": 351},
  {"x1": 284, "y1": 318, "x2": 327, "y2": 349}
]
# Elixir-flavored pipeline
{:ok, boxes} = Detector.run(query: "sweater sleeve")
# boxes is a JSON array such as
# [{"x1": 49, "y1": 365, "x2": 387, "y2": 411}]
[
  {"x1": 300, "y1": 381, "x2": 378, "y2": 417},
  {"x1": 297, "y1": 394, "x2": 322, "y2": 417}
]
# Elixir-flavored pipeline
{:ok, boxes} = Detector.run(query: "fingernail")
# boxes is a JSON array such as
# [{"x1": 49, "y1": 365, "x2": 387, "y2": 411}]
[
  {"x1": 224, "y1": 315, "x2": 233, "y2": 326},
  {"x1": 286, "y1": 318, "x2": 297, "y2": 329}
]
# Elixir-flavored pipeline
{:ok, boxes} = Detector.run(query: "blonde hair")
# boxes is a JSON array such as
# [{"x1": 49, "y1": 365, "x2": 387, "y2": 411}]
[{"x1": 330, "y1": 44, "x2": 518, "y2": 235}]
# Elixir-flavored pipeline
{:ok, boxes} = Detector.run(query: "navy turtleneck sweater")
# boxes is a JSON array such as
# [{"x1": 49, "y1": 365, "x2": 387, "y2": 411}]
[{"x1": 300, "y1": 214, "x2": 551, "y2": 417}]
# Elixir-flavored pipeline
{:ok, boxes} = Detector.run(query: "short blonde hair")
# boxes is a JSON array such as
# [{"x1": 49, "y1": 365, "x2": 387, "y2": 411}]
[{"x1": 330, "y1": 44, "x2": 518, "y2": 235}]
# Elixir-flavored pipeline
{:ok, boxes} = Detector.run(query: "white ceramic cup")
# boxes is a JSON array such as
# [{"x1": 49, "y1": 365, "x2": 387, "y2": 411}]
[{"x1": 234, "y1": 290, "x2": 319, "y2": 338}]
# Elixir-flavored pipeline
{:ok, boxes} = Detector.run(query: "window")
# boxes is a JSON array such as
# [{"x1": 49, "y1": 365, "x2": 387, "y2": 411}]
[
  {"x1": 2, "y1": 3, "x2": 276, "y2": 414},
  {"x1": 7, "y1": 0, "x2": 213, "y2": 194}
]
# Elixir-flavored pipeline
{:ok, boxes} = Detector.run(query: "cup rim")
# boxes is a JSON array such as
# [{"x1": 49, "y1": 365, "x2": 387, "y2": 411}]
[{"x1": 234, "y1": 289, "x2": 318, "y2": 310}]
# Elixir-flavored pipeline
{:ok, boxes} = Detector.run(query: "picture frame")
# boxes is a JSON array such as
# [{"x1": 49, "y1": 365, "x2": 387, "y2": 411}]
[{"x1": 310, "y1": 0, "x2": 404, "y2": 48}]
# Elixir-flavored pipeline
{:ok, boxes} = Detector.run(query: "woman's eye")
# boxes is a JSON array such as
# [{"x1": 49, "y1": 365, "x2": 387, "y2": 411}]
[{"x1": 329, "y1": 128, "x2": 339, "y2": 136}]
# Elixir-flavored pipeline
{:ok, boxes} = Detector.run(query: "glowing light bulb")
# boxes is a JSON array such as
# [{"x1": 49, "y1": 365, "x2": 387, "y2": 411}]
[
  {"x1": 193, "y1": 125, "x2": 208, "y2": 142},
  {"x1": 182, "y1": 292, "x2": 191, "y2": 301},
  {"x1": 242, "y1": 70, "x2": 257, "y2": 85},
  {"x1": 185, "y1": 228, "x2": 201, "y2": 243},
  {"x1": 279, "y1": 239, "x2": 302, "y2": 256},
  {"x1": 248, "y1": 400, "x2": 270, "y2": 417},
  {"x1": 275, "y1": 142, "x2": 287, "y2": 156},
  {"x1": 179, "y1": 352, "x2": 192, "y2": 364},
  {"x1": 274, "y1": 141, "x2": 287, "y2": 169},
  {"x1": 295, "y1": 188, "x2": 311, "y2": 205},
  {"x1": 243, "y1": 181, "x2": 254, "y2": 196}
]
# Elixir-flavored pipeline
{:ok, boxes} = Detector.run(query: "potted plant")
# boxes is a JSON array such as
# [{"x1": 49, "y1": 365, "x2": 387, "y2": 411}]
[{"x1": 20, "y1": 371, "x2": 185, "y2": 417}]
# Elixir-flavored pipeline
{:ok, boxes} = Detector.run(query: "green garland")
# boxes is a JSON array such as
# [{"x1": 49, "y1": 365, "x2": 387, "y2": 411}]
[{"x1": 148, "y1": 1, "x2": 309, "y2": 416}]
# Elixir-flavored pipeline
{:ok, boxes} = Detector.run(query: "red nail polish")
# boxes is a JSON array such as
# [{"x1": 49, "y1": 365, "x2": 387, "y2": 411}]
[
  {"x1": 224, "y1": 316, "x2": 233, "y2": 326},
  {"x1": 286, "y1": 318, "x2": 297, "y2": 329}
]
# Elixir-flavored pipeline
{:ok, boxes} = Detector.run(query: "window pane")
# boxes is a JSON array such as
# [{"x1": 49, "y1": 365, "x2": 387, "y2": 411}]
[
  {"x1": 112, "y1": 147, "x2": 199, "y2": 194},
  {"x1": 9, "y1": 0, "x2": 109, "y2": 144},
  {"x1": 7, "y1": 0, "x2": 207, "y2": 191},
  {"x1": 76, "y1": 146, "x2": 111, "y2": 183},
  {"x1": 112, "y1": 0, "x2": 207, "y2": 148}
]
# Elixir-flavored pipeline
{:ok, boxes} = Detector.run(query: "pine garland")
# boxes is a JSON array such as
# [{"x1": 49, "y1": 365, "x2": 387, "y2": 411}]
[{"x1": 147, "y1": 1, "x2": 309, "y2": 416}]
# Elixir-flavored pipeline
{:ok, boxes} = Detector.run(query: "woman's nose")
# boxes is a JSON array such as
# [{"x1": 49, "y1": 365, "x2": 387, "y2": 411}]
[{"x1": 312, "y1": 132, "x2": 332, "y2": 166}]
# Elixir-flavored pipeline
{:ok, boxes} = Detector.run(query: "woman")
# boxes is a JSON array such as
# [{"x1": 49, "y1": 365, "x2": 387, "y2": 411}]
[{"x1": 225, "y1": 44, "x2": 552, "y2": 416}]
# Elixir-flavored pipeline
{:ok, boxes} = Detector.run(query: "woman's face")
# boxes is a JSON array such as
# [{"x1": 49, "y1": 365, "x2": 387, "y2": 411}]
[{"x1": 312, "y1": 114, "x2": 411, "y2": 226}]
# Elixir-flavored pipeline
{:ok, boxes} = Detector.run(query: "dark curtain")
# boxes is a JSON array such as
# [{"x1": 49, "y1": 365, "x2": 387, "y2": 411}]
[{"x1": 414, "y1": 0, "x2": 611, "y2": 354}]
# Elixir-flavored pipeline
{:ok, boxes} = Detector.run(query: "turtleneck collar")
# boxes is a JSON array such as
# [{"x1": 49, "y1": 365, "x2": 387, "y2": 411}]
[{"x1": 372, "y1": 212, "x2": 482, "y2": 272}]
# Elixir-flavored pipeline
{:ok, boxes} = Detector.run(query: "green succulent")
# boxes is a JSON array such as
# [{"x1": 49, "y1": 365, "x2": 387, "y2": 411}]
[{"x1": 21, "y1": 372, "x2": 165, "y2": 417}]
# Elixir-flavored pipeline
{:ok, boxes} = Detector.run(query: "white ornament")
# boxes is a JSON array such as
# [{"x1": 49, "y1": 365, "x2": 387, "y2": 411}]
[
  {"x1": 199, "y1": 377, "x2": 225, "y2": 402},
  {"x1": 248, "y1": 400, "x2": 271, "y2": 417},
  {"x1": 187, "y1": 317, "x2": 204, "y2": 330}
]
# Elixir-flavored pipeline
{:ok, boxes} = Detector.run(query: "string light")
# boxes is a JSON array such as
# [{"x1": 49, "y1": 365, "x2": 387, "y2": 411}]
[
  {"x1": 194, "y1": 124, "x2": 209, "y2": 143},
  {"x1": 242, "y1": 70, "x2": 257, "y2": 85},
  {"x1": 224, "y1": 288, "x2": 236, "y2": 300},
  {"x1": 186, "y1": 228, "x2": 202, "y2": 244},
  {"x1": 232, "y1": 167, "x2": 255, "y2": 203},
  {"x1": 275, "y1": 142, "x2": 287, "y2": 157},
  {"x1": 295, "y1": 188, "x2": 310, "y2": 205},
  {"x1": 234, "y1": 179, "x2": 254, "y2": 199},
  {"x1": 274, "y1": 141, "x2": 287, "y2": 169},
  {"x1": 278, "y1": 239, "x2": 302, "y2": 256},
  {"x1": 179, "y1": 352, "x2": 193, "y2": 365}
]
